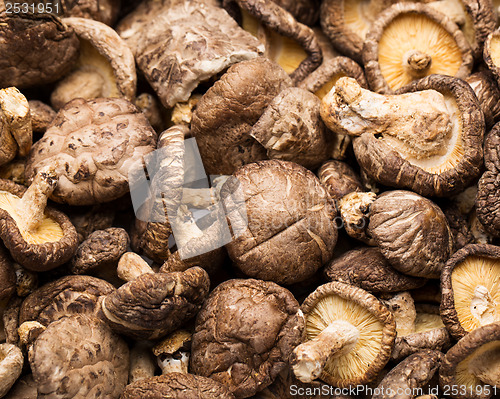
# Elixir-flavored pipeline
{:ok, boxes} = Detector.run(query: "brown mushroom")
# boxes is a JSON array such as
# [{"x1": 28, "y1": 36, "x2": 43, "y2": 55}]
[
  {"x1": 25, "y1": 97, "x2": 157, "y2": 206},
  {"x1": 28, "y1": 100, "x2": 56, "y2": 135},
  {"x1": 442, "y1": 203, "x2": 475, "y2": 251},
  {"x1": 269, "y1": 0, "x2": 321, "y2": 26},
  {"x1": 129, "y1": 341, "x2": 156, "y2": 384},
  {"x1": 321, "y1": 76, "x2": 484, "y2": 197},
  {"x1": 116, "y1": 251, "x2": 154, "y2": 282},
  {"x1": 363, "y1": 3, "x2": 473, "y2": 94},
  {"x1": 4, "y1": 374, "x2": 37, "y2": 399},
  {"x1": 290, "y1": 281, "x2": 396, "y2": 387},
  {"x1": 0, "y1": 343, "x2": 23, "y2": 397},
  {"x1": 68, "y1": 204, "x2": 115, "y2": 244},
  {"x1": 483, "y1": 28, "x2": 500, "y2": 92},
  {"x1": 59, "y1": 0, "x2": 121, "y2": 25},
  {"x1": 223, "y1": 160, "x2": 337, "y2": 285},
  {"x1": 338, "y1": 191, "x2": 377, "y2": 245},
  {"x1": 465, "y1": 71, "x2": 500, "y2": 129},
  {"x1": 190, "y1": 278, "x2": 304, "y2": 398},
  {"x1": 153, "y1": 329, "x2": 192, "y2": 375},
  {"x1": 318, "y1": 160, "x2": 364, "y2": 201},
  {"x1": 0, "y1": 246, "x2": 15, "y2": 304},
  {"x1": 28, "y1": 314, "x2": 129, "y2": 398},
  {"x1": 0, "y1": 159, "x2": 26, "y2": 186}
]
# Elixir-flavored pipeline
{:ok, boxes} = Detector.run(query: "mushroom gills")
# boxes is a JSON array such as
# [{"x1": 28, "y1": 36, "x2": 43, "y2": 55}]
[
  {"x1": 456, "y1": 340, "x2": 500, "y2": 388},
  {"x1": 414, "y1": 313, "x2": 444, "y2": 333},
  {"x1": 344, "y1": 0, "x2": 385, "y2": 41},
  {"x1": 427, "y1": 0, "x2": 476, "y2": 47},
  {"x1": 488, "y1": 34, "x2": 500, "y2": 67}
]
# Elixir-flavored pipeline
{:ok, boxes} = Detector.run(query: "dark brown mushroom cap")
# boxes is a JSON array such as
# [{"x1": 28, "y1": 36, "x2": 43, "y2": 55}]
[
  {"x1": 28, "y1": 100, "x2": 56, "y2": 134},
  {"x1": 19, "y1": 275, "x2": 114, "y2": 326},
  {"x1": 249, "y1": 87, "x2": 333, "y2": 170},
  {"x1": 352, "y1": 75, "x2": 484, "y2": 198},
  {"x1": 60, "y1": 0, "x2": 121, "y2": 25},
  {"x1": 190, "y1": 279, "x2": 304, "y2": 398},
  {"x1": 0, "y1": 13, "x2": 79, "y2": 88},
  {"x1": 373, "y1": 350, "x2": 443, "y2": 399},
  {"x1": 29, "y1": 314, "x2": 129, "y2": 399},
  {"x1": 121, "y1": 373, "x2": 235, "y2": 399},
  {"x1": 324, "y1": 247, "x2": 426, "y2": 293},
  {"x1": 465, "y1": 71, "x2": 500, "y2": 129},
  {"x1": 0, "y1": 178, "x2": 78, "y2": 271},
  {"x1": 117, "y1": 0, "x2": 263, "y2": 109},
  {"x1": 442, "y1": 203, "x2": 475, "y2": 251},
  {"x1": 368, "y1": 191, "x2": 454, "y2": 278},
  {"x1": 440, "y1": 244, "x2": 500, "y2": 340},
  {"x1": 70, "y1": 227, "x2": 129, "y2": 274},
  {"x1": 101, "y1": 267, "x2": 210, "y2": 340},
  {"x1": 0, "y1": 245, "x2": 15, "y2": 302},
  {"x1": 25, "y1": 97, "x2": 157, "y2": 205},
  {"x1": 270, "y1": 0, "x2": 320, "y2": 26},
  {"x1": 160, "y1": 247, "x2": 227, "y2": 276},
  {"x1": 318, "y1": 160, "x2": 364, "y2": 201},
  {"x1": 476, "y1": 124, "x2": 500, "y2": 236},
  {"x1": 484, "y1": 28, "x2": 500, "y2": 89},
  {"x1": 223, "y1": 160, "x2": 337, "y2": 285},
  {"x1": 461, "y1": 0, "x2": 497, "y2": 60},
  {"x1": 363, "y1": 2, "x2": 473, "y2": 94},
  {"x1": 192, "y1": 57, "x2": 291, "y2": 175}
]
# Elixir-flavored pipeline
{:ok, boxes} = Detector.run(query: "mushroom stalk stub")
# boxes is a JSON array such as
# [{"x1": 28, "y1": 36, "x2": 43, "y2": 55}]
[
  {"x1": 292, "y1": 320, "x2": 360, "y2": 383},
  {"x1": 403, "y1": 50, "x2": 432, "y2": 77}
]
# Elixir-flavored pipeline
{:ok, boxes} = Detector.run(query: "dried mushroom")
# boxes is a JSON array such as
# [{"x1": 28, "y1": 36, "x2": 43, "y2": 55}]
[
  {"x1": 363, "y1": 2, "x2": 473, "y2": 93},
  {"x1": 0, "y1": 12, "x2": 79, "y2": 89},
  {"x1": 0, "y1": 343, "x2": 23, "y2": 397},
  {"x1": 441, "y1": 244, "x2": 500, "y2": 340},
  {"x1": 321, "y1": 76, "x2": 484, "y2": 197},
  {"x1": 0, "y1": 246, "x2": 15, "y2": 304},
  {"x1": 121, "y1": 373, "x2": 235, "y2": 399},
  {"x1": 153, "y1": 329, "x2": 191, "y2": 375},
  {"x1": 0, "y1": 175, "x2": 78, "y2": 271},
  {"x1": 190, "y1": 279, "x2": 304, "y2": 398},
  {"x1": 442, "y1": 204, "x2": 475, "y2": 251},
  {"x1": 28, "y1": 314, "x2": 129, "y2": 399},
  {"x1": 338, "y1": 191, "x2": 377, "y2": 244},
  {"x1": 4, "y1": 374, "x2": 37, "y2": 399},
  {"x1": 318, "y1": 160, "x2": 364, "y2": 201},
  {"x1": 129, "y1": 341, "x2": 155, "y2": 384},
  {"x1": 117, "y1": 0, "x2": 263, "y2": 108},
  {"x1": 59, "y1": 0, "x2": 121, "y2": 25},
  {"x1": 51, "y1": 17, "x2": 136, "y2": 110},
  {"x1": 291, "y1": 281, "x2": 396, "y2": 386},
  {"x1": 484, "y1": 28, "x2": 500, "y2": 89},
  {"x1": 465, "y1": 71, "x2": 500, "y2": 129},
  {"x1": 223, "y1": 160, "x2": 337, "y2": 285},
  {"x1": 25, "y1": 97, "x2": 157, "y2": 205},
  {"x1": 28, "y1": 100, "x2": 56, "y2": 135},
  {"x1": 192, "y1": 57, "x2": 291, "y2": 175}
]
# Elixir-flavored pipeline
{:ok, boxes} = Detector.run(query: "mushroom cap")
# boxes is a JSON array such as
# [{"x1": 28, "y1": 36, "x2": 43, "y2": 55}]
[
  {"x1": 363, "y1": 2, "x2": 473, "y2": 94},
  {"x1": 117, "y1": 0, "x2": 263, "y2": 109},
  {"x1": 25, "y1": 97, "x2": 157, "y2": 205},
  {"x1": 192, "y1": 57, "x2": 292, "y2": 175},
  {"x1": 29, "y1": 314, "x2": 129, "y2": 399},
  {"x1": 19, "y1": 275, "x2": 115, "y2": 326},
  {"x1": 0, "y1": 13, "x2": 79, "y2": 88},
  {"x1": 442, "y1": 203, "x2": 475, "y2": 251},
  {"x1": 121, "y1": 373, "x2": 235, "y2": 399},
  {"x1": 352, "y1": 75, "x2": 484, "y2": 198},
  {"x1": 0, "y1": 178, "x2": 78, "y2": 271},
  {"x1": 317, "y1": 160, "x2": 364, "y2": 201},
  {"x1": 190, "y1": 278, "x2": 304, "y2": 398},
  {"x1": 28, "y1": 100, "x2": 56, "y2": 134},
  {"x1": 441, "y1": 244, "x2": 500, "y2": 340},
  {"x1": 60, "y1": 0, "x2": 121, "y2": 25},
  {"x1": 368, "y1": 190, "x2": 454, "y2": 278},
  {"x1": 299, "y1": 281, "x2": 396, "y2": 387},
  {"x1": 224, "y1": 160, "x2": 338, "y2": 285},
  {"x1": 152, "y1": 329, "x2": 192, "y2": 357},
  {"x1": 0, "y1": 343, "x2": 23, "y2": 397},
  {"x1": 373, "y1": 349, "x2": 443, "y2": 399},
  {"x1": 465, "y1": 71, "x2": 500, "y2": 129},
  {"x1": 0, "y1": 245, "x2": 15, "y2": 303},
  {"x1": 101, "y1": 267, "x2": 210, "y2": 340},
  {"x1": 324, "y1": 247, "x2": 426, "y2": 293},
  {"x1": 484, "y1": 28, "x2": 500, "y2": 89}
]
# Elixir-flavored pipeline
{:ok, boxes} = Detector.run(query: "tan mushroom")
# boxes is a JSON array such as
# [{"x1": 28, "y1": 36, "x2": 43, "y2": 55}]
[
  {"x1": 59, "y1": 0, "x2": 121, "y2": 25},
  {"x1": 0, "y1": 343, "x2": 23, "y2": 397},
  {"x1": 116, "y1": 252, "x2": 155, "y2": 282},
  {"x1": 153, "y1": 329, "x2": 192, "y2": 375},
  {"x1": 318, "y1": 160, "x2": 364, "y2": 201},
  {"x1": 129, "y1": 341, "x2": 156, "y2": 384},
  {"x1": 28, "y1": 100, "x2": 56, "y2": 135}
]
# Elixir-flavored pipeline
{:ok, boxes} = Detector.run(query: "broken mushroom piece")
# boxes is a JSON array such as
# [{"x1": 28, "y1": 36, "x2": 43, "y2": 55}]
[
  {"x1": 28, "y1": 314, "x2": 129, "y2": 399},
  {"x1": 291, "y1": 281, "x2": 395, "y2": 386},
  {"x1": 440, "y1": 322, "x2": 500, "y2": 399},
  {"x1": 0, "y1": 343, "x2": 23, "y2": 397},
  {"x1": 0, "y1": 175, "x2": 78, "y2": 271},
  {"x1": 318, "y1": 160, "x2": 364, "y2": 201},
  {"x1": 190, "y1": 279, "x2": 304, "y2": 398},
  {"x1": 153, "y1": 329, "x2": 192, "y2": 375},
  {"x1": 338, "y1": 191, "x2": 377, "y2": 244},
  {"x1": 116, "y1": 252, "x2": 154, "y2": 282},
  {"x1": 441, "y1": 244, "x2": 500, "y2": 340},
  {"x1": 51, "y1": 18, "x2": 136, "y2": 111},
  {"x1": 321, "y1": 76, "x2": 484, "y2": 197},
  {"x1": 363, "y1": 2, "x2": 473, "y2": 93}
]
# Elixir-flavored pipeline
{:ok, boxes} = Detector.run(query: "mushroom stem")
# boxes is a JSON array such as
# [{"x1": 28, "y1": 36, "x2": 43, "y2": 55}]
[
  {"x1": 117, "y1": 252, "x2": 154, "y2": 282},
  {"x1": 291, "y1": 320, "x2": 360, "y2": 383},
  {"x1": 0, "y1": 87, "x2": 32, "y2": 157},
  {"x1": 468, "y1": 346, "x2": 500, "y2": 387},
  {"x1": 129, "y1": 342, "x2": 156, "y2": 383},
  {"x1": 470, "y1": 285, "x2": 498, "y2": 326},
  {"x1": 403, "y1": 50, "x2": 432, "y2": 76},
  {"x1": 16, "y1": 170, "x2": 57, "y2": 232},
  {"x1": 158, "y1": 352, "x2": 190, "y2": 374}
]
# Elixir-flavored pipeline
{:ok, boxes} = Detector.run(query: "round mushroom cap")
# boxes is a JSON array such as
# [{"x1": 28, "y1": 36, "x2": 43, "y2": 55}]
[
  {"x1": 191, "y1": 57, "x2": 292, "y2": 175},
  {"x1": 60, "y1": 0, "x2": 121, "y2": 25},
  {"x1": 29, "y1": 314, "x2": 129, "y2": 399},
  {"x1": 0, "y1": 13, "x2": 79, "y2": 88},
  {"x1": 0, "y1": 245, "x2": 15, "y2": 303},
  {"x1": 101, "y1": 267, "x2": 210, "y2": 340},
  {"x1": 190, "y1": 279, "x2": 304, "y2": 398},
  {"x1": 441, "y1": 244, "x2": 500, "y2": 340},
  {"x1": 223, "y1": 160, "x2": 338, "y2": 285},
  {"x1": 318, "y1": 160, "x2": 364, "y2": 201},
  {"x1": 25, "y1": 97, "x2": 157, "y2": 205},
  {"x1": 0, "y1": 343, "x2": 23, "y2": 397},
  {"x1": 19, "y1": 275, "x2": 115, "y2": 326},
  {"x1": 121, "y1": 373, "x2": 235, "y2": 399}
]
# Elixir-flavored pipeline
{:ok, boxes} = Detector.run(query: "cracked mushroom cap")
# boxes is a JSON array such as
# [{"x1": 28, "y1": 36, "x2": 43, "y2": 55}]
[
  {"x1": 324, "y1": 247, "x2": 426, "y2": 294},
  {"x1": 290, "y1": 281, "x2": 396, "y2": 387},
  {"x1": 117, "y1": 0, "x2": 263, "y2": 109},
  {"x1": 440, "y1": 322, "x2": 500, "y2": 399},
  {"x1": 60, "y1": 0, "x2": 121, "y2": 25},
  {"x1": 101, "y1": 267, "x2": 210, "y2": 340},
  {"x1": 28, "y1": 314, "x2": 129, "y2": 399},
  {"x1": 441, "y1": 244, "x2": 500, "y2": 340},
  {"x1": 190, "y1": 279, "x2": 304, "y2": 398},
  {"x1": 121, "y1": 373, "x2": 235, "y2": 399},
  {"x1": 373, "y1": 350, "x2": 443, "y2": 399},
  {"x1": 0, "y1": 177, "x2": 78, "y2": 271},
  {"x1": 223, "y1": 160, "x2": 338, "y2": 285},
  {"x1": 51, "y1": 17, "x2": 136, "y2": 110},
  {"x1": 318, "y1": 160, "x2": 364, "y2": 201},
  {"x1": 363, "y1": 2, "x2": 473, "y2": 94},
  {"x1": 0, "y1": 245, "x2": 15, "y2": 303},
  {"x1": 25, "y1": 97, "x2": 157, "y2": 206},
  {"x1": 192, "y1": 57, "x2": 292, "y2": 175},
  {"x1": 322, "y1": 75, "x2": 484, "y2": 197},
  {"x1": 0, "y1": 13, "x2": 79, "y2": 88},
  {"x1": 19, "y1": 275, "x2": 114, "y2": 327}
]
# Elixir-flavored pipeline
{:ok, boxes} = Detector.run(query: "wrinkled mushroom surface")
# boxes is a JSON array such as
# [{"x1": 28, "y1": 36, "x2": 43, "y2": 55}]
[
  {"x1": 318, "y1": 160, "x2": 364, "y2": 201},
  {"x1": 60, "y1": 0, "x2": 121, "y2": 25}
]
